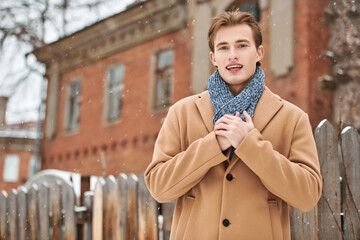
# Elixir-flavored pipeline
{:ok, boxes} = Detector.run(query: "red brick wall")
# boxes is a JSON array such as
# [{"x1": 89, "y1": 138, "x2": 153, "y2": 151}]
[
  {"x1": 260, "y1": 0, "x2": 332, "y2": 129},
  {"x1": 41, "y1": 28, "x2": 193, "y2": 176}
]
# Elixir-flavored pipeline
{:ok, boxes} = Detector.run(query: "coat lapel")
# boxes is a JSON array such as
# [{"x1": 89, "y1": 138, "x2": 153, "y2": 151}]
[
  {"x1": 195, "y1": 87, "x2": 283, "y2": 134},
  {"x1": 253, "y1": 87, "x2": 283, "y2": 133},
  {"x1": 195, "y1": 91, "x2": 215, "y2": 133}
]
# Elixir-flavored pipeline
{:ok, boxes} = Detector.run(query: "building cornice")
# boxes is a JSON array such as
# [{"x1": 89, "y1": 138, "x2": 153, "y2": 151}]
[
  {"x1": 0, "y1": 137, "x2": 36, "y2": 151},
  {"x1": 33, "y1": 0, "x2": 187, "y2": 75}
]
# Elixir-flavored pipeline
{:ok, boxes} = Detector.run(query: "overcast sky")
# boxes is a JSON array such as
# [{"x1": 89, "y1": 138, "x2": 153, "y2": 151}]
[{"x1": 1, "y1": 0, "x2": 136, "y2": 124}]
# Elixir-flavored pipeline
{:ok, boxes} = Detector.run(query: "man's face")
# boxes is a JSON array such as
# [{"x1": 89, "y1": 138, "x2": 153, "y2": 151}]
[{"x1": 210, "y1": 24, "x2": 264, "y2": 96}]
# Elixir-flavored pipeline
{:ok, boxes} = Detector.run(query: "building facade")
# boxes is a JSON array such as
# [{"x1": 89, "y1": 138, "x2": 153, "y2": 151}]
[
  {"x1": 33, "y1": 0, "x2": 332, "y2": 176},
  {"x1": 0, "y1": 97, "x2": 38, "y2": 192}
]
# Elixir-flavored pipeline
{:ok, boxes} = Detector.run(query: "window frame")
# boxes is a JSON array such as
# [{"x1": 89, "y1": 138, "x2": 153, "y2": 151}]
[
  {"x1": 103, "y1": 63, "x2": 125, "y2": 124},
  {"x1": 151, "y1": 47, "x2": 174, "y2": 112},
  {"x1": 64, "y1": 78, "x2": 82, "y2": 133}
]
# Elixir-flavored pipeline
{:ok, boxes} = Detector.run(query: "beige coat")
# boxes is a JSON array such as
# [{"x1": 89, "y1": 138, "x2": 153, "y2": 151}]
[{"x1": 145, "y1": 87, "x2": 322, "y2": 240}]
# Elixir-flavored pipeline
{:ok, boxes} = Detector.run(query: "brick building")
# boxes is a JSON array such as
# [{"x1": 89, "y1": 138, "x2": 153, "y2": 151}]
[
  {"x1": 33, "y1": 0, "x2": 332, "y2": 176},
  {"x1": 0, "y1": 97, "x2": 38, "y2": 192}
]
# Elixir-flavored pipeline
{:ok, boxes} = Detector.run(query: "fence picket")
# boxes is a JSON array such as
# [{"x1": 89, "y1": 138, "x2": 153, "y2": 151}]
[
  {"x1": 161, "y1": 202, "x2": 175, "y2": 240},
  {"x1": 0, "y1": 191, "x2": 8, "y2": 240},
  {"x1": 290, "y1": 206, "x2": 317, "y2": 240},
  {"x1": 315, "y1": 120, "x2": 342, "y2": 239},
  {"x1": 50, "y1": 181, "x2": 62, "y2": 240},
  {"x1": 104, "y1": 176, "x2": 120, "y2": 240},
  {"x1": 62, "y1": 182, "x2": 76, "y2": 240},
  {"x1": 127, "y1": 174, "x2": 138, "y2": 240},
  {"x1": 138, "y1": 174, "x2": 159, "y2": 240},
  {"x1": 341, "y1": 126, "x2": 360, "y2": 240},
  {"x1": 117, "y1": 173, "x2": 128, "y2": 239},
  {"x1": 28, "y1": 184, "x2": 39, "y2": 240},
  {"x1": 83, "y1": 191, "x2": 93, "y2": 240},
  {"x1": 92, "y1": 178, "x2": 104, "y2": 240},
  {"x1": 8, "y1": 189, "x2": 17, "y2": 240},
  {"x1": 39, "y1": 183, "x2": 50, "y2": 240},
  {"x1": 17, "y1": 187, "x2": 28, "y2": 240}
]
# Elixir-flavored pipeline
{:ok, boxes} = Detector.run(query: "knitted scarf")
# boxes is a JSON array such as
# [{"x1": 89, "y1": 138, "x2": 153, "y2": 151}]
[{"x1": 207, "y1": 67, "x2": 265, "y2": 158}]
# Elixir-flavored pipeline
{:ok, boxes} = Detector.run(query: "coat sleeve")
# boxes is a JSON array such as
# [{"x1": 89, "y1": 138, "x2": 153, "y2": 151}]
[
  {"x1": 144, "y1": 106, "x2": 227, "y2": 203},
  {"x1": 235, "y1": 112, "x2": 322, "y2": 212}
]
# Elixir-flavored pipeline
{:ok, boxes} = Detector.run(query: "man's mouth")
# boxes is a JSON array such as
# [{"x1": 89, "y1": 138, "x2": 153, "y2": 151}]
[{"x1": 226, "y1": 64, "x2": 243, "y2": 70}]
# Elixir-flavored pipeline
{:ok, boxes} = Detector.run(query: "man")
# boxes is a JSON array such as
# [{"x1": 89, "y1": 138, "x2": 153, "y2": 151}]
[{"x1": 145, "y1": 11, "x2": 322, "y2": 240}]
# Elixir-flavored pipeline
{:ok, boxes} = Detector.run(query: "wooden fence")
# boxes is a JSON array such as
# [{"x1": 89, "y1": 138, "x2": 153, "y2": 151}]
[
  {"x1": 0, "y1": 119, "x2": 359, "y2": 239},
  {"x1": 0, "y1": 171, "x2": 175, "y2": 240},
  {"x1": 291, "y1": 119, "x2": 360, "y2": 240}
]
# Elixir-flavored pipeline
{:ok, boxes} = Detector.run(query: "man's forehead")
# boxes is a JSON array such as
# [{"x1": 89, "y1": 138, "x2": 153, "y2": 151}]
[{"x1": 214, "y1": 24, "x2": 254, "y2": 44}]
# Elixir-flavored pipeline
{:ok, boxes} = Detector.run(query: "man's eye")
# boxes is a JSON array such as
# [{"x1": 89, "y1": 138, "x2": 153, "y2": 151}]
[
  {"x1": 218, "y1": 46, "x2": 228, "y2": 50},
  {"x1": 238, "y1": 44, "x2": 247, "y2": 48}
]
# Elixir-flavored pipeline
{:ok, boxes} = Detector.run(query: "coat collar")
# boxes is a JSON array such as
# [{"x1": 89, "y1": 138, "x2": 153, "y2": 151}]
[{"x1": 195, "y1": 87, "x2": 283, "y2": 133}]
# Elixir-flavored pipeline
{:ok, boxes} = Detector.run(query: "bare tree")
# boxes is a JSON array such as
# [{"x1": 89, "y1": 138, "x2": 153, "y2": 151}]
[
  {"x1": 325, "y1": 0, "x2": 360, "y2": 130},
  {"x1": 0, "y1": 0, "x2": 134, "y2": 122}
]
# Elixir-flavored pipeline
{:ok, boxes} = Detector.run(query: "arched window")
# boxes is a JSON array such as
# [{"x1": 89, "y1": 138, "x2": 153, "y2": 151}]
[{"x1": 226, "y1": 1, "x2": 260, "y2": 22}]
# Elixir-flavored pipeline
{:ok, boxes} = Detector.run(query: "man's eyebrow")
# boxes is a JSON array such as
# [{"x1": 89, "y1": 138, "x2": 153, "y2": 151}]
[
  {"x1": 215, "y1": 42, "x2": 228, "y2": 48},
  {"x1": 215, "y1": 39, "x2": 251, "y2": 48},
  {"x1": 236, "y1": 39, "x2": 251, "y2": 44}
]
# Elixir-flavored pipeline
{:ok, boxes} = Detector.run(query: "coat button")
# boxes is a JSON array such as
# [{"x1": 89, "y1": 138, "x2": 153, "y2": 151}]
[
  {"x1": 226, "y1": 173, "x2": 233, "y2": 181},
  {"x1": 223, "y1": 219, "x2": 230, "y2": 227}
]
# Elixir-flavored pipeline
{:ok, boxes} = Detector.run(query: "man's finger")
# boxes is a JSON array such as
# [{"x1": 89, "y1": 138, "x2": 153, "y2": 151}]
[
  {"x1": 214, "y1": 123, "x2": 229, "y2": 131},
  {"x1": 243, "y1": 111, "x2": 253, "y2": 123}
]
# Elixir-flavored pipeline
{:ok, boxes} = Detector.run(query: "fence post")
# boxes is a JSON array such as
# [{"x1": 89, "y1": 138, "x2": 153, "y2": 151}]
[
  {"x1": 0, "y1": 191, "x2": 8, "y2": 240},
  {"x1": 315, "y1": 119, "x2": 342, "y2": 239},
  {"x1": 92, "y1": 178, "x2": 105, "y2": 240},
  {"x1": 138, "y1": 174, "x2": 159, "y2": 240},
  {"x1": 8, "y1": 189, "x2": 17, "y2": 240},
  {"x1": 62, "y1": 182, "x2": 76, "y2": 240},
  {"x1": 83, "y1": 191, "x2": 93, "y2": 240},
  {"x1": 117, "y1": 173, "x2": 128, "y2": 239},
  {"x1": 103, "y1": 175, "x2": 120, "y2": 239},
  {"x1": 127, "y1": 174, "x2": 138, "y2": 240},
  {"x1": 340, "y1": 126, "x2": 360, "y2": 240},
  {"x1": 17, "y1": 187, "x2": 28, "y2": 240},
  {"x1": 39, "y1": 183, "x2": 50, "y2": 240}
]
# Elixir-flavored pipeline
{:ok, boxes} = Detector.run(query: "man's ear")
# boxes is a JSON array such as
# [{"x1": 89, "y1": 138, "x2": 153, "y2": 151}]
[
  {"x1": 210, "y1": 51, "x2": 217, "y2": 67},
  {"x1": 256, "y1": 45, "x2": 264, "y2": 62}
]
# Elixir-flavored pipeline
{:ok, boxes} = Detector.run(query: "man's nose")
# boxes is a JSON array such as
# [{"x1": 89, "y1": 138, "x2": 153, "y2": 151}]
[{"x1": 228, "y1": 47, "x2": 238, "y2": 61}]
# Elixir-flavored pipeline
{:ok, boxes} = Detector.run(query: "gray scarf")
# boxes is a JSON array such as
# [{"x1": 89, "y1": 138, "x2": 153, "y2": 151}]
[{"x1": 207, "y1": 67, "x2": 265, "y2": 157}]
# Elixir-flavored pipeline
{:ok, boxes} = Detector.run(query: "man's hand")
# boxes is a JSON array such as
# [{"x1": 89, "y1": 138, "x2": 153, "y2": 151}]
[
  {"x1": 215, "y1": 135, "x2": 232, "y2": 151},
  {"x1": 214, "y1": 111, "x2": 254, "y2": 149}
]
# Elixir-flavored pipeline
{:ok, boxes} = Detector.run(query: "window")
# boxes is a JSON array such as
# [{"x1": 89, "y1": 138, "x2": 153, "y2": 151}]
[
  {"x1": 105, "y1": 64, "x2": 124, "y2": 122},
  {"x1": 3, "y1": 154, "x2": 19, "y2": 182},
  {"x1": 65, "y1": 80, "x2": 81, "y2": 131},
  {"x1": 154, "y1": 49, "x2": 173, "y2": 109},
  {"x1": 227, "y1": 1, "x2": 260, "y2": 22},
  {"x1": 239, "y1": 2, "x2": 260, "y2": 22}
]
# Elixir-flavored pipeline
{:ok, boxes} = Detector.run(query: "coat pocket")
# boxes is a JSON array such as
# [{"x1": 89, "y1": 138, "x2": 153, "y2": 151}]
[
  {"x1": 175, "y1": 196, "x2": 195, "y2": 240},
  {"x1": 268, "y1": 200, "x2": 283, "y2": 240}
]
